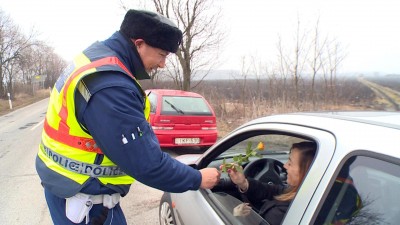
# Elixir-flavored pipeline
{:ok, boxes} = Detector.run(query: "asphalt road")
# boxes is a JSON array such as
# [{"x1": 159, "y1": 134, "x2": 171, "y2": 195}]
[{"x1": 0, "y1": 98, "x2": 179, "y2": 225}]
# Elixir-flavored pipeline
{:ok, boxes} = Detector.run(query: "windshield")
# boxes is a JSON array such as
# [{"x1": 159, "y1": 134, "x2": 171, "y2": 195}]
[
  {"x1": 164, "y1": 99, "x2": 185, "y2": 114},
  {"x1": 161, "y1": 96, "x2": 212, "y2": 116}
]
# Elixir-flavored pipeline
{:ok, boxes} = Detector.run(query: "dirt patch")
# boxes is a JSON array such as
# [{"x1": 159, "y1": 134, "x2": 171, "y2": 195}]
[{"x1": 358, "y1": 77, "x2": 400, "y2": 111}]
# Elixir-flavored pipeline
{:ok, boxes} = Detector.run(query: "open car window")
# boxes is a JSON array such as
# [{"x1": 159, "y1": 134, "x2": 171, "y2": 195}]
[
  {"x1": 206, "y1": 132, "x2": 314, "y2": 225},
  {"x1": 218, "y1": 134, "x2": 305, "y2": 160}
]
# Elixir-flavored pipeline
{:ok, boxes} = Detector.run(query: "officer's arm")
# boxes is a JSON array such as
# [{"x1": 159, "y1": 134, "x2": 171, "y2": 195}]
[{"x1": 77, "y1": 80, "x2": 201, "y2": 192}]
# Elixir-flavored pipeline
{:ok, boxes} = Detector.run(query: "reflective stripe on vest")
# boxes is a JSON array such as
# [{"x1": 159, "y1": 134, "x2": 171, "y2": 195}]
[
  {"x1": 43, "y1": 118, "x2": 102, "y2": 154},
  {"x1": 51, "y1": 56, "x2": 148, "y2": 154},
  {"x1": 40, "y1": 143, "x2": 126, "y2": 177}
]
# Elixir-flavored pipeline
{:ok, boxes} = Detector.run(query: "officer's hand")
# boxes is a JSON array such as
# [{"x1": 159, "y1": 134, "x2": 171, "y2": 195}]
[{"x1": 199, "y1": 168, "x2": 221, "y2": 189}]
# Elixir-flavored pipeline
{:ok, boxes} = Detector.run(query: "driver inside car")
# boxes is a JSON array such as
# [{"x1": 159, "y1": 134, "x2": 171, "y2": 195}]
[{"x1": 227, "y1": 142, "x2": 317, "y2": 225}]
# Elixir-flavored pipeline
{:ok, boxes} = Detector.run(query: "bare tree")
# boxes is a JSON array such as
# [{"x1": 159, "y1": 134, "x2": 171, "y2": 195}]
[
  {"x1": 291, "y1": 18, "x2": 309, "y2": 109},
  {"x1": 139, "y1": 0, "x2": 226, "y2": 91},
  {"x1": 324, "y1": 40, "x2": 346, "y2": 105},
  {"x1": 275, "y1": 18, "x2": 308, "y2": 109},
  {"x1": 45, "y1": 51, "x2": 67, "y2": 89},
  {"x1": 308, "y1": 18, "x2": 327, "y2": 109},
  {"x1": 273, "y1": 16, "x2": 347, "y2": 110},
  {"x1": 0, "y1": 10, "x2": 37, "y2": 98},
  {"x1": 32, "y1": 43, "x2": 67, "y2": 89},
  {"x1": 276, "y1": 35, "x2": 290, "y2": 106}
]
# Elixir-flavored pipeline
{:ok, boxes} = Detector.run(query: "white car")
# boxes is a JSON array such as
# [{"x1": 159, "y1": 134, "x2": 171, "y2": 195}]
[{"x1": 159, "y1": 111, "x2": 400, "y2": 225}]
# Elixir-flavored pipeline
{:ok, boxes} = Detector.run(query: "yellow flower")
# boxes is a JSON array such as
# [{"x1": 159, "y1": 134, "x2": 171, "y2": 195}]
[{"x1": 257, "y1": 142, "x2": 265, "y2": 151}]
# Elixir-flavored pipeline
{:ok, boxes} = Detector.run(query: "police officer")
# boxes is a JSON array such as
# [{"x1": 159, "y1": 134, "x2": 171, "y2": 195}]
[{"x1": 36, "y1": 9, "x2": 221, "y2": 224}]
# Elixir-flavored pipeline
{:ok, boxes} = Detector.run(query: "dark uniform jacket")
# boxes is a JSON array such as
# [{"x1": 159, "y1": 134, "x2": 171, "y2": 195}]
[{"x1": 74, "y1": 31, "x2": 201, "y2": 196}]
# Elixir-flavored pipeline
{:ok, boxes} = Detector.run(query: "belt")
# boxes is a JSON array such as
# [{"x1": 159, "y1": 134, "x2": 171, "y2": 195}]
[
  {"x1": 80, "y1": 193, "x2": 121, "y2": 209},
  {"x1": 66, "y1": 193, "x2": 121, "y2": 224}
]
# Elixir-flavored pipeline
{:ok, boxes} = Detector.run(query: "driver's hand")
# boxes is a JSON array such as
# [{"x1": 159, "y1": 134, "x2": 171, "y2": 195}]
[
  {"x1": 233, "y1": 203, "x2": 251, "y2": 217},
  {"x1": 226, "y1": 166, "x2": 245, "y2": 184},
  {"x1": 226, "y1": 166, "x2": 248, "y2": 191}
]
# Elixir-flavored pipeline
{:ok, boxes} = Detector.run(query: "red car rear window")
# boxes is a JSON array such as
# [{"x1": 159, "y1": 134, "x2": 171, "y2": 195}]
[{"x1": 161, "y1": 96, "x2": 212, "y2": 116}]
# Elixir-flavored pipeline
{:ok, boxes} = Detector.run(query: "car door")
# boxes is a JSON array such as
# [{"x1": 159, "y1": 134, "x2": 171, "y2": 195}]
[
  {"x1": 305, "y1": 152, "x2": 400, "y2": 225},
  {"x1": 171, "y1": 122, "x2": 336, "y2": 225},
  {"x1": 297, "y1": 120, "x2": 400, "y2": 225}
]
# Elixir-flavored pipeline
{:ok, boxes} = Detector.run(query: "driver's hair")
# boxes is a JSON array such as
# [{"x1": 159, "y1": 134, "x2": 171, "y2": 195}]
[{"x1": 275, "y1": 141, "x2": 317, "y2": 202}]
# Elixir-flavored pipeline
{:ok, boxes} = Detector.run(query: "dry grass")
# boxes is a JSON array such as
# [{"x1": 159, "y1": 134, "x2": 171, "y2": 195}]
[
  {"x1": 0, "y1": 89, "x2": 50, "y2": 116},
  {"x1": 0, "y1": 87, "x2": 372, "y2": 139},
  {"x1": 215, "y1": 99, "x2": 370, "y2": 138}
]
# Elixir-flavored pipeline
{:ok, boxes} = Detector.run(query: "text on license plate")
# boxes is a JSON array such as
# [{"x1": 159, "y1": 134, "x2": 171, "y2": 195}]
[{"x1": 175, "y1": 138, "x2": 200, "y2": 145}]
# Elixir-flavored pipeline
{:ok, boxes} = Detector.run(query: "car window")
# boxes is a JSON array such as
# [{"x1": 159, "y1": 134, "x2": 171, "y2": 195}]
[
  {"x1": 314, "y1": 155, "x2": 400, "y2": 225},
  {"x1": 147, "y1": 92, "x2": 157, "y2": 113},
  {"x1": 220, "y1": 134, "x2": 305, "y2": 160},
  {"x1": 209, "y1": 132, "x2": 312, "y2": 225},
  {"x1": 161, "y1": 96, "x2": 212, "y2": 115}
]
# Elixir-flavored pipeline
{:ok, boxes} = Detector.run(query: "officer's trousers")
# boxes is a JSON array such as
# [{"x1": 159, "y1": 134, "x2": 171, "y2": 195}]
[{"x1": 44, "y1": 188, "x2": 128, "y2": 225}]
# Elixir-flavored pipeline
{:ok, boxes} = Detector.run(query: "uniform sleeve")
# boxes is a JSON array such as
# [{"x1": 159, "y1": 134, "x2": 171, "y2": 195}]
[{"x1": 80, "y1": 82, "x2": 201, "y2": 193}]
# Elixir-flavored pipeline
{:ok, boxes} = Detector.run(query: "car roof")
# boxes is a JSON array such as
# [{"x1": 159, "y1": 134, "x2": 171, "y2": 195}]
[
  {"x1": 146, "y1": 89, "x2": 204, "y2": 98},
  {"x1": 297, "y1": 111, "x2": 400, "y2": 128},
  {"x1": 227, "y1": 111, "x2": 400, "y2": 164},
  {"x1": 250, "y1": 111, "x2": 400, "y2": 130}
]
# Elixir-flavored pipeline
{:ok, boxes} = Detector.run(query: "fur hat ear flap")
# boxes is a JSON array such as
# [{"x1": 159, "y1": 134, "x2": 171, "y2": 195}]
[{"x1": 120, "y1": 9, "x2": 182, "y2": 53}]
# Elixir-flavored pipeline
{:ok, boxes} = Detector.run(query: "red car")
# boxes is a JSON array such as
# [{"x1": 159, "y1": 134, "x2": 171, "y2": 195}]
[{"x1": 145, "y1": 89, "x2": 218, "y2": 150}]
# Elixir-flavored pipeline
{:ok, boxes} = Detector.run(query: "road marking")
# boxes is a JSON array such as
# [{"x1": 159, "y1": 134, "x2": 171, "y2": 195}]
[{"x1": 31, "y1": 119, "x2": 44, "y2": 131}]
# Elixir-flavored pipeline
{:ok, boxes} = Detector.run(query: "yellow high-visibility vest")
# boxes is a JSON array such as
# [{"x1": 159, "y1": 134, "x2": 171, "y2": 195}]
[{"x1": 36, "y1": 42, "x2": 150, "y2": 197}]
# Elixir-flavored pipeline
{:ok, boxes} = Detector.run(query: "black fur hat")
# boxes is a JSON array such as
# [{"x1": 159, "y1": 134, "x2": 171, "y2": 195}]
[{"x1": 120, "y1": 9, "x2": 182, "y2": 53}]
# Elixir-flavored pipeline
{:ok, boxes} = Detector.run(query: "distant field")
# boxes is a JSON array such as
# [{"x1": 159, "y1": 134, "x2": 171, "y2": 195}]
[{"x1": 1, "y1": 75, "x2": 399, "y2": 134}]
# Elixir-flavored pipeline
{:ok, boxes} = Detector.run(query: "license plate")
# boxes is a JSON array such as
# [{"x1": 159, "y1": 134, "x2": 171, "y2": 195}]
[{"x1": 175, "y1": 138, "x2": 200, "y2": 145}]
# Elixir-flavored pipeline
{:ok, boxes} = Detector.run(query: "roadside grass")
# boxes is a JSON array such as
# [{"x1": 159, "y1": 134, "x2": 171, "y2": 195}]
[
  {"x1": 215, "y1": 100, "x2": 369, "y2": 138},
  {"x1": 0, "y1": 89, "x2": 50, "y2": 116}
]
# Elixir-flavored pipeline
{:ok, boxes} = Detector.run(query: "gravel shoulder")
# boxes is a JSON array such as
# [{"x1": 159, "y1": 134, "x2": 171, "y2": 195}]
[{"x1": 121, "y1": 181, "x2": 164, "y2": 225}]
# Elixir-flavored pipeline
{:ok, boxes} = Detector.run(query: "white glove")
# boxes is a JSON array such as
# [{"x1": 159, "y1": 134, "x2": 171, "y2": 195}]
[{"x1": 233, "y1": 203, "x2": 251, "y2": 217}]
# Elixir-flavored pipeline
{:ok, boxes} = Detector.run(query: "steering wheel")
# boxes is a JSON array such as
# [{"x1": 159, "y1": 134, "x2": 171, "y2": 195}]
[{"x1": 243, "y1": 158, "x2": 287, "y2": 186}]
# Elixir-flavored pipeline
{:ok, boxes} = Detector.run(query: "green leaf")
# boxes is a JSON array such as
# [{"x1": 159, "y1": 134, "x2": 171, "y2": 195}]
[
  {"x1": 221, "y1": 141, "x2": 265, "y2": 173},
  {"x1": 246, "y1": 142, "x2": 252, "y2": 150},
  {"x1": 246, "y1": 149, "x2": 252, "y2": 155},
  {"x1": 221, "y1": 158, "x2": 227, "y2": 173}
]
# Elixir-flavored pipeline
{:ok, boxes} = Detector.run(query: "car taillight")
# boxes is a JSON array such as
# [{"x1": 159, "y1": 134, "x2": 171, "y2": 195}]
[
  {"x1": 201, "y1": 127, "x2": 217, "y2": 130},
  {"x1": 152, "y1": 126, "x2": 173, "y2": 130}
]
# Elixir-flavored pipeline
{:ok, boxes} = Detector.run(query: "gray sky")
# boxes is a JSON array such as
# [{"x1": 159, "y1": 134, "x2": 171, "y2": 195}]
[{"x1": 2, "y1": 0, "x2": 400, "y2": 75}]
